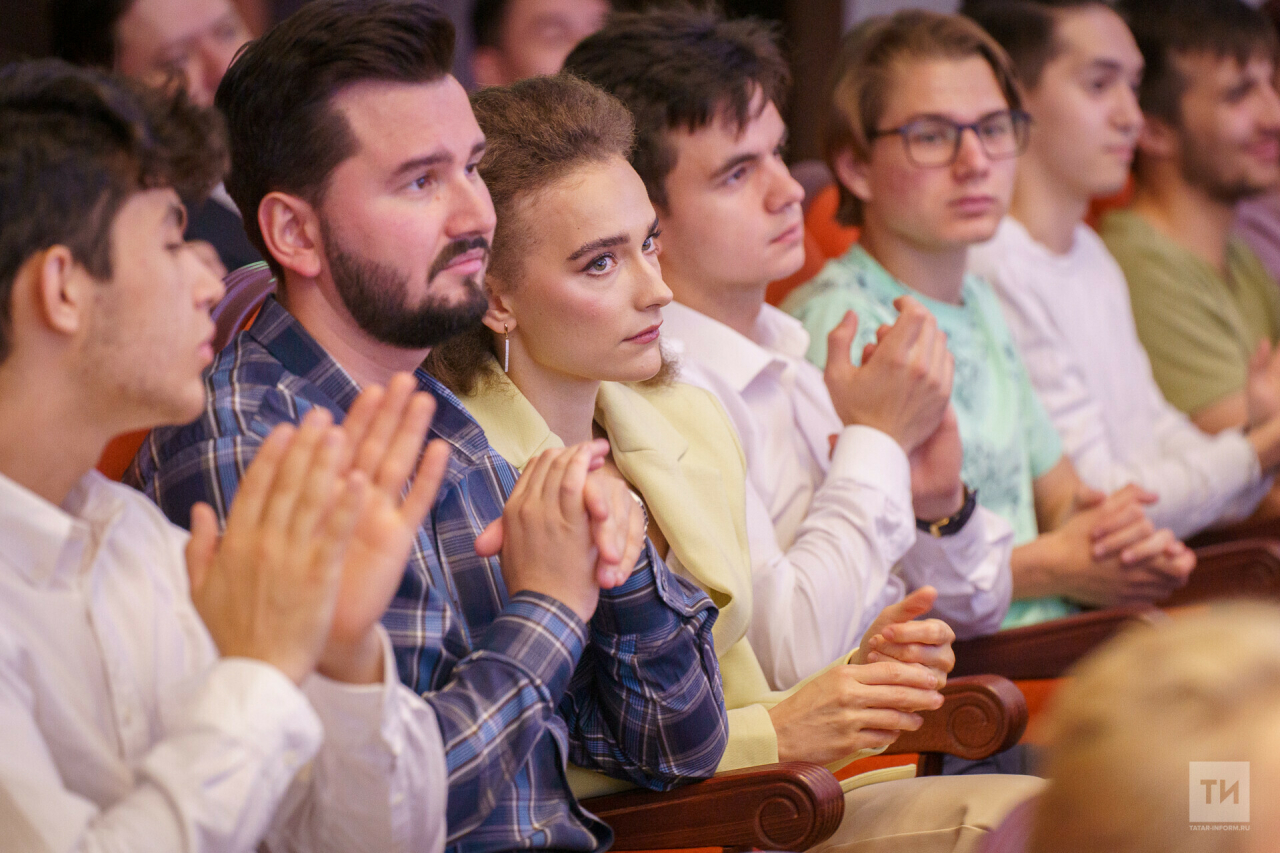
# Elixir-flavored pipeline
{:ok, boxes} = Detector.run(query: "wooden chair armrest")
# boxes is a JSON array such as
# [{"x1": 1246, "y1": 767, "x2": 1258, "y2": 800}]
[
  {"x1": 581, "y1": 762, "x2": 844, "y2": 853},
  {"x1": 951, "y1": 605, "x2": 1161, "y2": 680},
  {"x1": 1161, "y1": 538, "x2": 1280, "y2": 606},
  {"x1": 1187, "y1": 517, "x2": 1280, "y2": 549},
  {"x1": 884, "y1": 674, "x2": 1027, "y2": 770}
]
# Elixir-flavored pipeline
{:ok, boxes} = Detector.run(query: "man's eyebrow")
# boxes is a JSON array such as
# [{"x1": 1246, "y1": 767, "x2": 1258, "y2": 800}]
[
  {"x1": 161, "y1": 10, "x2": 239, "y2": 56},
  {"x1": 712, "y1": 151, "x2": 759, "y2": 179},
  {"x1": 1085, "y1": 58, "x2": 1128, "y2": 75},
  {"x1": 568, "y1": 232, "x2": 630, "y2": 261},
  {"x1": 390, "y1": 140, "x2": 486, "y2": 181},
  {"x1": 903, "y1": 108, "x2": 1015, "y2": 125},
  {"x1": 391, "y1": 151, "x2": 452, "y2": 180}
]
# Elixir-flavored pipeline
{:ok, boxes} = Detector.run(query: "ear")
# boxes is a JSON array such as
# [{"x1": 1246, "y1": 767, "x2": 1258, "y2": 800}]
[
  {"x1": 833, "y1": 148, "x2": 873, "y2": 205},
  {"x1": 1136, "y1": 113, "x2": 1177, "y2": 160},
  {"x1": 258, "y1": 191, "x2": 324, "y2": 279},
  {"x1": 471, "y1": 48, "x2": 507, "y2": 89},
  {"x1": 482, "y1": 283, "x2": 515, "y2": 335},
  {"x1": 31, "y1": 246, "x2": 94, "y2": 338}
]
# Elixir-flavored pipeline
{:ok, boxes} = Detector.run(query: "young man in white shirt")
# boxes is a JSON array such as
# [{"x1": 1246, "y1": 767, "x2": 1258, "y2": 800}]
[
  {"x1": 0, "y1": 59, "x2": 461, "y2": 853},
  {"x1": 564, "y1": 9, "x2": 1014, "y2": 689},
  {"x1": 966, "y1": 0, "x2": 1280, "y2": 538}
]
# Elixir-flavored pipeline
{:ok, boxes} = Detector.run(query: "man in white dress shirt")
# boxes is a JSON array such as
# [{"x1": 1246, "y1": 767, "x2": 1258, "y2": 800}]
[
  {"x1": 0, "y1": 59, "x2": 452, "y2": 852},
  {"x1": 966, "y1": 0, "x2": 1280, "y2": 538},
  {"x1": 565, "y1": 9, "x2": 1015, "y2": 692}
]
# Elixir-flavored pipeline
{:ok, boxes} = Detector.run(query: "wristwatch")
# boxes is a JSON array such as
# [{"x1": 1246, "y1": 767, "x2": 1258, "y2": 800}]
[{"x1": 917, "y1": 485, "x2": 978, "y2": 537}]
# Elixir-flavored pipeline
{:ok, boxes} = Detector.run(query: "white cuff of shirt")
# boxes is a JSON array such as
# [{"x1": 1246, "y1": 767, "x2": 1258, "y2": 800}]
[
  {"x1": 195, "y1": 657, "x2": 324, "y2": 770},
  {"x1": 829, "y1": 426, "x2": 912, "y2": 506},
  {"x1": 302, "y1": 626, "x2": 401, "y2": 754}
]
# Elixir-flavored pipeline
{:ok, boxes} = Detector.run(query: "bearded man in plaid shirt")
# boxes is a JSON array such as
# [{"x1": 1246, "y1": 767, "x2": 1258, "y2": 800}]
[{"x1": 128, "y1": 3, "x2": 728, "y2": 852}]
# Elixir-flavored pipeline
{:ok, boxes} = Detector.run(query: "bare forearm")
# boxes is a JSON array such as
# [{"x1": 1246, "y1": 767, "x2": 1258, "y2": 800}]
[{"x1": 1010, "y1": 534, "x2": 1066, "y2": 600}]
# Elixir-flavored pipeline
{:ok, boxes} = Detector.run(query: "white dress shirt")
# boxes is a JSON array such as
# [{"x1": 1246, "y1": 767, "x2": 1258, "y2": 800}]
[
  {"x1": 0, "y1": 469, "x2": 447, "y2": 853},
  {"x1": 662, "y1": 301, "x2": 1013, "y2": 690},
  {"x1": 969, "y1": 217, "x2": 1271, "y2": 538}
]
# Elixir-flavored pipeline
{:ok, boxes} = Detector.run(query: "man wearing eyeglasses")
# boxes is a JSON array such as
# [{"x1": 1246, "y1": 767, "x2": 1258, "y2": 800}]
[{"x1": 785, "y1": 8, "x2": 1196, "y2": 637}]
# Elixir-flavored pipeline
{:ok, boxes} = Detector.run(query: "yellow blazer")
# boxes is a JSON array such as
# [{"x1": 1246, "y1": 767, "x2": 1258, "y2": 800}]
[{"x1": 458, "y1": 364, "x2": 870, "y2": 798}]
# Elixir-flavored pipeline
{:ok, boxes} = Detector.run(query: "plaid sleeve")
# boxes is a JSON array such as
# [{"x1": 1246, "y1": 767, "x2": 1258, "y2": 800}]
[
  {"x1": 129, "y1": 384, "x2": 322, "y2": 528},
  {"x1": 560, "y1": 544, "x2": 727, "y2": 790},
  {"x1": 423, "y1": 591, "x2": 588, "y2": 839},
  {"x1": 133, "y1": 431, "x2": 266, "y2": 529}
]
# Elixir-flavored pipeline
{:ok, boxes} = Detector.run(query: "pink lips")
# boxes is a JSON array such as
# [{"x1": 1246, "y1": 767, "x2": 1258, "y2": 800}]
[
  {"x1": 625, "y1": 323, "x2": 662, "y2": 345},
  {"x1": 772, "y1": 222, "x2": 804, "y2": 245},
  {"x1": 445, "y1": 248, "x2": 488, "y2": 276},
  {"x1": 950, "y1": 195, "x2": 997, "y2": 216}
]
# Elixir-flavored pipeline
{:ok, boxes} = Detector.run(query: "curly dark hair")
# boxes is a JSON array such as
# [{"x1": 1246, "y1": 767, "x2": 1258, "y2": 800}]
[
  {"x1": 563, "y1": 6, "x2": 789, "y2": 209},
  {"x1": 215, "y1": 0, "x2": 455, "y2": 283},
  {"x1": 0, "y1": 58, "x2": 226, "y2": 363}
]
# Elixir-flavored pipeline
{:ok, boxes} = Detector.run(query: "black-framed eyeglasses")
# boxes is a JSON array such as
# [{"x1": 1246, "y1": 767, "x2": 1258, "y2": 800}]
[{"x1": 869, "y1": 110, "x2": 1031, "y2": 167}]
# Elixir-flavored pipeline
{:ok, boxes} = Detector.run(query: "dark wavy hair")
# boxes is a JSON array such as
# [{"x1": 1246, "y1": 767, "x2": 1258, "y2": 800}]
[
  {"x1": 0, "y1": 58, "x2": 226, "y2": 363},
  {"x1": 563, "y1": 6, "x2": 789, "y2": 209},
  {"x1": 964, "y1": 0, "x2": 1121, "y2": 92},
  {"x1": 215, "y1": 0, "x2": 455, "y2": 283}
]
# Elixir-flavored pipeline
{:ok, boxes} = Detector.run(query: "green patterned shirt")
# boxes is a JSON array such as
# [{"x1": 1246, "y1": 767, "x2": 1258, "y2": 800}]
[{"x1": 784, "y1": 245, "x2": 1069, "y2": 628}]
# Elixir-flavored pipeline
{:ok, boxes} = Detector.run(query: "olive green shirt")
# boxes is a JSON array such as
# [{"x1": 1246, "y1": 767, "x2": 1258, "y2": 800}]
[{"x1": 1099, "y1": 209, "x2": 1280, "y2": 416}]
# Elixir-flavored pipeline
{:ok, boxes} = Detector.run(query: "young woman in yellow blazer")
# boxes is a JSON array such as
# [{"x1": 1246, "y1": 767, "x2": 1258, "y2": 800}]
[{"x1": 426, "y1": 74, "x2": 1039, "y2": 849}]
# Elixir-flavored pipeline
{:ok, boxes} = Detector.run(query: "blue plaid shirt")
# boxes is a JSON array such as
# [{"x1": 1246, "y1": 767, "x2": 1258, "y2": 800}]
[{"x1": 127, "y1": 297, "x2": 727, "y2": 853}]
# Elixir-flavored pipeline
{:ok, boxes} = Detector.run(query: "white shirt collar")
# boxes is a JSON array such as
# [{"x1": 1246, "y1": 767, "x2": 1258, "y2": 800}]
[
  {"x1": 663, "y1": 301, "x2": 812, "y2": 391},
  {"x1": 0, "y1": 470, "x2": 124, "y2": 587}
]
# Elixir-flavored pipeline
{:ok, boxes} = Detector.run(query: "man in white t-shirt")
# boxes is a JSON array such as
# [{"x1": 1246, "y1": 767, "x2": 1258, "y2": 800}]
[
  {"x1": 566, "y1": 8, "x2": 1017, "y2": 694},
  {"x1": 0, "y1": 59, "x2": 460, "y2": 853},
  {"x1": 966, "y1": 0, "x2": 1280, "y2": 537}
]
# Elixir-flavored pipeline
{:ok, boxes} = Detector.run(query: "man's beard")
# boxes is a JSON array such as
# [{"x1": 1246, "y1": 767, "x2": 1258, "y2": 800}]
[
  {"x1": 1180, "y1": 129, "x2": 1277, "y2": 205},
  {"x1": 322, "y1": 221, "x2": 490, "y2": 349}
]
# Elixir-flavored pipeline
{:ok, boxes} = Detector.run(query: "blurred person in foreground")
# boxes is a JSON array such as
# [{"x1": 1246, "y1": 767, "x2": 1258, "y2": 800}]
[
  {"x1": 1031, "y1": 602, "x2": 1280, "y2": 853},
  {"x1": 127, "y1": 3, "x2": 729, "y2": 851},
  {"x1": 0, "y1": 58, "x2": 450, "y2": 853}
]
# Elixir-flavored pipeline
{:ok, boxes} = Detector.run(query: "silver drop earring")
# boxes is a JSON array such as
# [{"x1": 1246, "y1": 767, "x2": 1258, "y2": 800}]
[{"x1": 503, "y1": 323, "x2": 510, "y2": 372}]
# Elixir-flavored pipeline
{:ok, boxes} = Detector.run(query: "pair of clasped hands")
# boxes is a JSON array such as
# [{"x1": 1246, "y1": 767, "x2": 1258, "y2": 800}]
[
  {"x1": 824, "y1": 295, "x2": 1192, "y2": 607},
  {"x1": 184, "y1": 373, "x2": 647, "y2": 690}
]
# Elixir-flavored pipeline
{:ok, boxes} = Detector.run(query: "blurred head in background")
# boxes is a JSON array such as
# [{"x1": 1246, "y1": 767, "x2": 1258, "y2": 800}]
[
  {"x1": 51, "y1": 0, "x2": 253, "y2": 108},
  {"x1": 471, "y1": 0, "x2": 610, "y2": 87}
]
